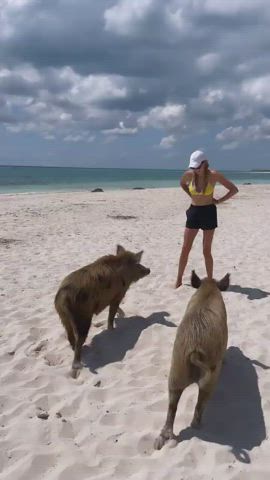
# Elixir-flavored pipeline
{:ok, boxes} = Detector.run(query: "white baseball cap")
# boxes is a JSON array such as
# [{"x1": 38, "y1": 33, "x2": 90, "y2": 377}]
[{"x1": 189, "y1": 150, "x2": 208, "y2": 169}]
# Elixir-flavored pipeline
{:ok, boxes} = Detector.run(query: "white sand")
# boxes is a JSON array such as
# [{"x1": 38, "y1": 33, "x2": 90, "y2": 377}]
[{"x1": 1, "y1": 185, "x2": 270, "y2": 480}]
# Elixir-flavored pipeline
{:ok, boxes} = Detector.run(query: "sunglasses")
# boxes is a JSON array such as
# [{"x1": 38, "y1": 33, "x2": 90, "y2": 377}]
[{"x1": 191, "y1": 162, "x2": 205, "y2": 170}]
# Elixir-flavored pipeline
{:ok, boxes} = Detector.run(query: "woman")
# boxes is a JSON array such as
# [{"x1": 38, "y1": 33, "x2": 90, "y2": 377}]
[{"x1": 175, "y1": 150, "x2": 238, "y2": 288}]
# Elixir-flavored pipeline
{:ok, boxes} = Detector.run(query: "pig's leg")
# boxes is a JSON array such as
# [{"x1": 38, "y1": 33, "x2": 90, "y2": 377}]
[
  {"x1": 191, "y1": 388, "x2": 213, "y2": 428},
  {"x1": 154, "y1": 388, "x2": 183, "y2": 450},
  {"x1": 71, "y1": 317, "x2": 92, "y2": 377},
  {"x1": 65, "y1": 320, "x2": 76, "y2": 350},
  {"x1": 191, "y1": 365, "x2": 221, "y2": 428},
  {"x1": 107, "y1": 300, "x2": 120, "y2": 329}
]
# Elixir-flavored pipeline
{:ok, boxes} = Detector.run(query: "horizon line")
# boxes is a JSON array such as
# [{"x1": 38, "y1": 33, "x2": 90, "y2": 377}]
[{"x1": 0, "y1": 164, "x2": 264, "y2": 172}]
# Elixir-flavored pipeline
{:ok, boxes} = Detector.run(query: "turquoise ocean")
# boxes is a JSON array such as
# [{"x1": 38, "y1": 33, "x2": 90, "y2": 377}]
[{"x1": 0, "y1": 166, "x2": 269, "y2": 194}]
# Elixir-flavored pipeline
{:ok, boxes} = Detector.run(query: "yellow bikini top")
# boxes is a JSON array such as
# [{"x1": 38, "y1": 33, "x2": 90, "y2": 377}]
[{"x1": 188, "y1": 181, "x2": 214, "y2": 196}]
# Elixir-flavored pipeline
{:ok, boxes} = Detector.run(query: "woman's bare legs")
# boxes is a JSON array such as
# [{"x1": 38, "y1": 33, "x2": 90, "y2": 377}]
[
  {"x1": 203, "y1": 229, "x2": 215, "y2": 279},
  {"x1": 175, "y1": 228, "x2": 199, "y2": 288}
]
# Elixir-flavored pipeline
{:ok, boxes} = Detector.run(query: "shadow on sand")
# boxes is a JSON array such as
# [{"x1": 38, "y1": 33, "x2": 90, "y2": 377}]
[
  {"x1": 82, "y1": 311, "x2": 176, "y2": 374},
  {"x1": 228, "y1": 284, "x2": 270, "y2": 300},
  {"x1": 178, "y1": 346, "x2": 269, "y2": 463}
]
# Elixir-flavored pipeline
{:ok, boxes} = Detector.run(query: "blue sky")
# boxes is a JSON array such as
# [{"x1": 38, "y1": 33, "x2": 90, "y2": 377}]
[{"x1": 1, "y1": 0, "x2": 270, "y2": 170}]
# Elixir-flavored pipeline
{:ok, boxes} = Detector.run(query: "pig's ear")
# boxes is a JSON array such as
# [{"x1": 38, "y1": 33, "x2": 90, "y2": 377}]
[
  {"x1": 116, "y1": 245, "x2": 125, "y2": 255},
  {"x1": 191, "y1": 270, "x2": 201, "y2": 289},
  {"x1": 217, "y1": 273, "x2": 230, "y2": 291},
  {"x1": 135, "y1": 250, "x2": 143, "y2": 263}
]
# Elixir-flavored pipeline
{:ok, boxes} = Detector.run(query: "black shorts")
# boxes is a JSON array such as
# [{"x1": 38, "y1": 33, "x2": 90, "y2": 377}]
[{"x1": 186, "y1": 204, "x2": 218, "y2": 230}]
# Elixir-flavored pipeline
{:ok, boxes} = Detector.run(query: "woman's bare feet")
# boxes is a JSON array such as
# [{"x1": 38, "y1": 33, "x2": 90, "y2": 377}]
[{"x1": 175, "y1": 279, "x2": 182, "y2": 288}]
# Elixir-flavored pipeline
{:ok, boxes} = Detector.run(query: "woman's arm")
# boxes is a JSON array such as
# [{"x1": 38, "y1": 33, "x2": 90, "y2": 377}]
[
  {"x1": 180, "y1": 171, "x2": 192, "y2": 197},
  {"x1": 213, "y1": 171, "x2": 239, "y2": 204}
]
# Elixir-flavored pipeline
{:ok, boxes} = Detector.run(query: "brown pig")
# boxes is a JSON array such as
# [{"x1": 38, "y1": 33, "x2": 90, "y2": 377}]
[
  {"x1": 55, "y1": 245, "x2": 150, "y2": 377},
  {"x1": 154, "y1": 269, "x2": 230, "y2": 449}
]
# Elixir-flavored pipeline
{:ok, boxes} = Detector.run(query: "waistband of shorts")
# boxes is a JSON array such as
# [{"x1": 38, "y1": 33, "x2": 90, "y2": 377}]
[{"x1": 189, "y1": 203, "x2": 216, "y2": 208}]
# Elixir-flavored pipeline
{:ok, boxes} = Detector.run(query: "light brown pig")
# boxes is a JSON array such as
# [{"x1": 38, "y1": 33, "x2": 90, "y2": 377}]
[{"x1": 154, "y1": 269, "x2": 230, "y2": 449}]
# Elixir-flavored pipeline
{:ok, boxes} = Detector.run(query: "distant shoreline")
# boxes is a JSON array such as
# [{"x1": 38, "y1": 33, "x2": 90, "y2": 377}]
[
  {"x1": 1, "y1": 166, "x2": 270, "y2": 194},
  {"x1": 0, "y1": 164, "x2": 269, "y2": 172}
]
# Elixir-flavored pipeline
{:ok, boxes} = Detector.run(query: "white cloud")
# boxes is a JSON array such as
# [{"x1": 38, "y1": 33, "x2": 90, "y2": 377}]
[
  {"x1": 0, "y1": 0, "x2": 32, "y2": 7},
  {"x1": 64, "y1": 134, "x2": 95, "y2": 143},
  {"x1": 65, "y1": 69, "x2": 127, "y2": 104},
  {"x1": 196, "y1": 53, "x2": 220, "y2": 75},
  {"x1": 0, "y1": 0, "x2": 34, "y2": 39},
  {"x1": 202, "y1": 88, "x2": 226, "y2": 105},
  {"x1": 0, "y1": 64, "x2": 130, "y2": 138},
  {"x1": 165, "y1": 4, "x2": 188, "y2": 33},
  {"x1": 138, "y1": 103, "x2": 186, "y2": 130},
  {"x1": 216, "y1": 126, "x2": 244, "y2": 143},
  {"x1": 241, "y1": 75, "x2": 270, "y2": 103},
  {"x1": 104, "y1": 0, "x2": 154, "y2": 35},
  {"x1": 159, "y1": 134, "x2": 176, "y2": 149},
  {"x1": 221, "y1": 141, "x2": 239, "y2": 150},
  {"x1": 217, "y1": 118, "x2": 270, "y2": 148},
  {"x1": 102, "y1": 121, "x2": 138, "y2": 136}
]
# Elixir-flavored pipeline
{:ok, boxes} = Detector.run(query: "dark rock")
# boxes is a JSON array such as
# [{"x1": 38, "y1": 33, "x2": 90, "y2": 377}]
[
  {"x1": 107, "y1": 215, "x2": 137, "y2": 220},
  {"x1": 243, "y1": 182, "x2": 252, "y2": 185},
  {"x1": 37, "y1": 412, "x2": 49, "y2": 420},
  {"x1": 132, "y1": 187, "x2": 145, "y2": 190},
  {"x1": 91, "y1": 188, "x2": 104, "y2": 192},
  {"x1": 0, "y1": 238, "x2": 21, "y2": 246}
]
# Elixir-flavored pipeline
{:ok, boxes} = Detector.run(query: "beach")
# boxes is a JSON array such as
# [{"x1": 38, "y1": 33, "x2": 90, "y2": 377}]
[{"x1": 1, "y1": 185, "x2": 270, "y2": 480}]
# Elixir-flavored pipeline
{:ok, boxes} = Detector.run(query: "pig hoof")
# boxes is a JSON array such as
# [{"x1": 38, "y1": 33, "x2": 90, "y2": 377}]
[
  {"x1": 154, "y1": 435, "x2": 166, "y2": 450},
  {"x1": 154, "y1": 430, "x2": 173, "y2": 450},
  {"x1": 70, "y1": 361, "x2": 83, "y2": 378},
  {"x1": 117, "y1": 307, "x2": 125, "y2": 317},
  {"x1": 72, "y1": 360, "x2": 83, "y2": 369},
  {"x1": 70, "y1": 369, "x2": 80, "y2": 379}
]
